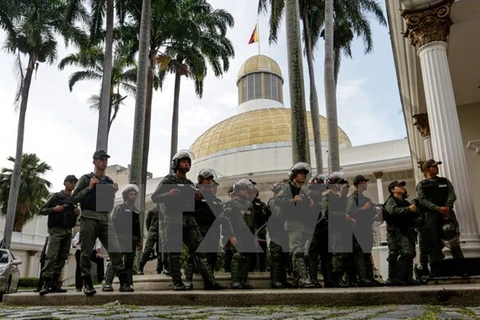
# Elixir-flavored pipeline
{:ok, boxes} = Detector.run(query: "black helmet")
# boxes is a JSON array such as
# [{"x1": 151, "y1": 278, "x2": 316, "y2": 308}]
[
  {"x1": 232, "y1": 178, "x2": 254, "y2": 193},
  {"x1": 289, "y1": 162, "x2": 311, "y2": 180},
  {"x1": 309, "y1": 174, "x2": 327, "y2": 190},
  {"x1": 171, "y1": 149, "x2": 194, "y2": 172},
  {"x1": 326, "y1": 171, "x2": 348, "y2": 186},
  {"x1": 197, "y1": 168, "x2": 216, "y2": 183},
  {"x1": 271, "y1": 182, "x2": 285, "y2": 194}
]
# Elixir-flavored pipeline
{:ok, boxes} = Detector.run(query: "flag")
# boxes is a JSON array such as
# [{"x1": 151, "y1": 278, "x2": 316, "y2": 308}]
[{"x1": 248, "y1": 24, "x2": 259, "y2": 44}]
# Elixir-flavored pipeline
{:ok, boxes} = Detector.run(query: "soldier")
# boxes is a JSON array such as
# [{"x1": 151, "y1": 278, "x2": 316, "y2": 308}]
[
  {"x1": 138, "y1": 206, "x2": 163, "y2": 275},
  {"x1": 102, "y1": 185, "x2": 141, "y2": 292},
  {"x1": 324, "y1": 172, "x2": 354, "y2": 287},
  {"x1": 416, "y1": 159, "x2": 464, "y2": 276},
  {"x1": 347, "y1": 175, "x2": 381, "y2": 287},
  {"x1": 222, "y1": 179, "x2": 258, "y2": 289},
  {"x1": 38, "y1": 175, "x2": 80, "y2": 295},
  {"x1": 223, "y1": 187, "x2": 235, "y2": 272},
  {"x1": 249, "y1": 180, "x2": 268, "y2": 272},
  {"x1": 184, "y1": 168, "x2": 223, "y2": 290},
  {"x1": 307, "y1": 175, "x2": 333, "y2": 288},
  {"x1": 276, "y1": 162, "x2": 317, "y2": 288},
  {"x1": 384, "y1": 181, "x2": 420, "y2": 285},
  {"x1": 266, "y1": 182, "x2": 291, "y2": 289},
  {"x1": 71, "y1": 150, "x2": 129, "y2": 295},
  {"x1": 157, "y1": 204, "x2": 170, "y2": 275},
  {"x1": 151, "y1": 150, "x2": 224, "y2": 291}
]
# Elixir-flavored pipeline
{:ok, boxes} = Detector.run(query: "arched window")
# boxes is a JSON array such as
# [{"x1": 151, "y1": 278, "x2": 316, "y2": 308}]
[{"x1": 238, "y1": 72, "x2": 283, "y2": 104}]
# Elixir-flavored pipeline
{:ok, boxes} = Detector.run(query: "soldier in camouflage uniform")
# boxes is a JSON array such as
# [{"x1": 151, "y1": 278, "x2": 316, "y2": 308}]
[
  {"x1": 266, "y1": 182, "x2": 291, "y2": 289},
  {"x1": 324, "y1": 172, "x2": 354, "y2": 287},
  {"x1": 248, "y1": 180, "x2": 268, "y2": 272},
  {"x1": 222, "y1": 179, "x2": 258, "y2": 289},
  {"x1": 184, "y1": 168, "x2": 223, "y2": 290},
  {"x1": 276, "y1": 163, "x2": 317, "y2": 288},
  {"x1": 347, "y1": 175, "x2": 381, "y2": 287},
  {"x1": 71, "y1": 150, "x2": 128, "y2": 296},
  {"x1": 138, "y1": 206, "x2": 163, "y2": 275},
  {"x1": 223, "y1": 187, "x2": 235, "y2": 272},
  {"x1": 39, "y1": 175, "x2": 80, "y2": 295},
  {"x1": 384, "y1": 180, "x2": 420, "y2": 285},
  {"x1": 151, "y1": 150, "x2": 224, "y2": 291},
  {"x1": 307, "y1": 175, "x2": 334, "y2": 288},
  {"x1": 416, "y1": 159, "x2": 464, "y2": 276},
  {"x1": 102, "y1": 185, "x2": 140, "y2": 292}
]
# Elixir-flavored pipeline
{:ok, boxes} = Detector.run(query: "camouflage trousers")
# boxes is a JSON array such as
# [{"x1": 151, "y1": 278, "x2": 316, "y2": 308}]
[
  {"x1": 42, "y1": 227, "x2": 72, "y2": 278},
  {"x1": 139, "y1": 231, "x2": 164, "y2": 273},
  {"x1": 387, "y1": 227, "x2": 417, "y2": 281}
]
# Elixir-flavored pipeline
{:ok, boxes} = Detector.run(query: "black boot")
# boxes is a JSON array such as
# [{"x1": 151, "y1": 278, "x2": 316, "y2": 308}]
[
  {"x1": 194, "y1": 256, "x2": 226, "y2": 290},
  {"x1": 39, "y1": 276, "x2": 52, "y2": 296},
  {"x1": 170, "y1": 256, "x2": 186, "y2": 291},
  {"x1": 405, "y1": 259, "x2": 422, "y2": 286},
  {"x1": 102, "y1": 263, "x2": 114, "y2": 292},
  {"x1": 184, "y1": 257, "x2": 194, "y2": 290},
  {"x1": 295, "y1": 254, "x2": 316, "y2": 288},
  {"x1": 270, "y1": 254, "x2": 286, "y2": 289},
  {"x1": 333, "y1": 272, "x2": 349, "y2": 287},
  {"x1": 119, "y1": 273, "x2": 134, "y2": 292},
  {"x1": 386, "y1": 262, "x2": 399, "y2": 286},
  {"x1": 231, "y1": 253, "x2": 244, "y2": 289},
  {"x1": 309, "y1": 255, "x2": 322, "y2": 288},
  {"x1": 83, "y1": 275, "x2": 96, "y2": 296},
  {"x1": 51, "y1": 274, "x2": 67, "y2": 293}
]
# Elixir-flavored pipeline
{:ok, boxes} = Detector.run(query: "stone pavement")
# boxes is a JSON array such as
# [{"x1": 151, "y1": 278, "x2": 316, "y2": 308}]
[{"x1": 0, "y1": 304, "x2": 480, "y2": 319}]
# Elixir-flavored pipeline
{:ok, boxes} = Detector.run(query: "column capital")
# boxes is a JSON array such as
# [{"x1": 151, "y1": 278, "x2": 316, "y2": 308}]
[
  {"x1": 413, "y1": 113, "x2": 431, "y2": 137},
  {"x1": 402, "y1": 0, "x2": 454, "y2": 51},
  {"x1": 373, "y1": 171, "x2": 383, "y2": 179}
]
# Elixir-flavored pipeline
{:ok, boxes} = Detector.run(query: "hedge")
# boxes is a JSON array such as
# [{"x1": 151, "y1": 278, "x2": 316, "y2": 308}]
[{"x1": 18, "y1": 277, "x2": 39, "y2": 288}]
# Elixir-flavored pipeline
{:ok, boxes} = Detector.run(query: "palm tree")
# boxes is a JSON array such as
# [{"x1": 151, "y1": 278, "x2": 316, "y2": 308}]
[
  {"x1": 0, "y1": 154, "x2": 52, "y2": 232},
  {"x1": 58, "y1": 45, "x2": 138, "y2": 137},
  {"x1": 258, "y1": 0, "x2": 311, "y2": 165},
  {"x1": 323, "y1": 0, "x2": 338, "y2": 172},
  {"x1": 0, "y1": 0, "x2": 61, "y2": 249},
  {"x1": 155, "y1": 0, "x2": 235, "y2": 173},
  {"x1": 64, "y1": 0, "x2": 131, "y2": 151}
]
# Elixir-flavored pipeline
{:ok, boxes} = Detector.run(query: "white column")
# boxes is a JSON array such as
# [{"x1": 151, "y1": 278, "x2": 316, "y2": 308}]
[
  {"x1": 422, "y1": 136, "x2": 433, "y2": 159},
  {"x1": 417, "y1": 41, "x2": 480, "y2": 245},
  {"x1": 374, "y1": 172, "x2": 385, "y2": 203}
]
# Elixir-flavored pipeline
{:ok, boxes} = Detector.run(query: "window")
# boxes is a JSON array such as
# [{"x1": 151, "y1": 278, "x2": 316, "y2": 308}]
[{"x1": 0, "y1": 251, "x2": 9, "y2": 264}]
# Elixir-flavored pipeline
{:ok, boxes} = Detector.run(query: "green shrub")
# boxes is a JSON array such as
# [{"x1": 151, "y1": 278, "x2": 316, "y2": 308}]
[{"x1": 18, "y1": 277, "x2": 39, "y2": 288}]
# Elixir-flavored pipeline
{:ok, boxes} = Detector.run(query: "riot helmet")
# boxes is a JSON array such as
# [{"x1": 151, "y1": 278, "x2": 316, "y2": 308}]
[
  {"x1": 197, "y1": 168, "x2": 216, "y2": 184},
  {"x1": 232, "y1": 178, "x2": 254, "y2": 194},
  {"x1": 271, "y1": 182, "x2": 285, "y2": 194},
  {"x1": 122, "y1": 184, "x2": 139, "y2": 201},
  {"x1": 326, "y1": 171, "x2": 348, "y2": 188},
  {"x1": 289, "y1": 162, "x2": 311, "y2": 180},
  {"x1": 171, "y1": 149, "x2": 194, "y2": 172},
  {"x1": 441, "y1": 221, "x2": 460, "y2": 249}
]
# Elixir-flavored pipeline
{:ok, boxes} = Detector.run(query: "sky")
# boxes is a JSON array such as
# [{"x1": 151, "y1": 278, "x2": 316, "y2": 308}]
[{"x1": 0, "y1": 1, "x2": 406, "y2": 191}]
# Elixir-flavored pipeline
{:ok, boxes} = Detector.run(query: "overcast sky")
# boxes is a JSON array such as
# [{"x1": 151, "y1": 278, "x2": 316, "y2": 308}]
[{"x1": 0, "y1": 1, "x2": 406, "y2": 191}]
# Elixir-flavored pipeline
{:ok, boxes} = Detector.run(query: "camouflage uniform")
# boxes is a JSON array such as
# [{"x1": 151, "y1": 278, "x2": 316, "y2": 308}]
[
  {"x1": 39, "y1": 179, "x2": 79, "y2": 295},
  {"x1": 266, "y1": 192, "x2": 290, "y2": 288},
  {"x1": 251, "y1": 196, "x2": 268, "y2": 272},
  {"x1": 138, "y1": 206, "x2": 163, "y2": 274},
  {"x1": 416, "y1": 176, "x2": 464, "y2": 273},
  {"x1": 222, "y1": 182, "x2": 257, "y2": 289},
  {"x1": 276, "y1": 180, "x2": 317, "y2": 288},
  {"x1": 103, "y1": 199, "x2": 141, "y2": 291},
  {"x1": 151, "y1": 172, "x2": 222, "y2": 291},
  {"x1": 347, "y1": 190, "x2": 378, "y2": 286},
  {"x1": 384, "y1": 194, "x2": 418, "y2": 284}
]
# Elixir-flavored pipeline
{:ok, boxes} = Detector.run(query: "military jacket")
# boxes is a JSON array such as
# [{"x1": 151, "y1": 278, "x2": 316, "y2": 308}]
[
  {"x1": 71, "y1": 173, "x2": 116, "y2": 221},
  {"x1": 151, "y1": 174, "x2": 196, "y2": 223},
  {"x1": 384, "y1": 195, "x2": 417, "y2": 230},
  {"x1": 347, "y1": 191, "x2": 377, "y2": 230},
  {"x1": 251, "y1": 197, "x2": 268, "y2": 237},
  {"x1": 146, "y1": 206, "x2": 159, "y2": 233},
  {"x1": 195, "y1": 192, "x2": 223, "y2": 234},
  {"x1": 416, "y1": 177, "x2": 456, "y2": 213},
  {"x1": 222, "y1": 197, "x2": 256, "y2": 240},
  {"x1": 111, "y1": 202, "x2": 141, "y2": 251},
  {"x1": 40, "y1": 190, "x2": 78, "y2": 229},
  {"x1": 266, "y1": 196, "x2": 286, "y2": 243},
  {"x1": 308, "y1": 190, "x2": 326, "y2": 230}
]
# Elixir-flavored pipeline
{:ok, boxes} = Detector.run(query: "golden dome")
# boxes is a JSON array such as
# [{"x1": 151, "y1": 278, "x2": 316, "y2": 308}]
[
  {"x1": 237, "y1": 55, "x2": 283, "y2": 83},
  {"x1": 190, "y1": 108, "x2": 352, "y2": 158}
]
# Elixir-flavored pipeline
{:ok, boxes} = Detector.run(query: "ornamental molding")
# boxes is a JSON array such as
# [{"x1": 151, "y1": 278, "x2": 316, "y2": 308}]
[
  {"x1": 413, "y1": 113, "x2": 431, "y2": 137},
  {"x1": 402, "y1": 0, "x2": 454, "y2": 51}
]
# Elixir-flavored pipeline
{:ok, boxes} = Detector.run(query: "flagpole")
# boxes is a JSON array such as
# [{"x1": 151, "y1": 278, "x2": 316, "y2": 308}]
[{"x1": 257, "y1": 17, "x2": 260, "y2": 55}]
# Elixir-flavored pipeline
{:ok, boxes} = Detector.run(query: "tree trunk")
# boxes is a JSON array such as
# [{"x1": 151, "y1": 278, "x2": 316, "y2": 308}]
[
  {"x1": 1, "y1": 55, "x2": 35, "y2": 249},
  {"x1": 96, "y1": 0, "x2": 114, "y2": 151},
  {"x1": 302, "y1": 14, "x2": 323, "y2": 175},
  {"x1": 334, "y1": 47, "x2": 341, "y2": 89},
  {"x1": 285, "y1": 0, "x2": 310, "y2": 165},
  {"x1": 169, "y1": 70, "x2": 182, "y2": 174},
  {"x1": 324, "y1": 0, "x2": 340, "y2": 172},
  {"x1": 139, "y1": 52, "x2": 155, "y2": 239},
  {"x1": 106, "y1": 84, "x2": 115, "y2": 141},
  {"x1": 130, "y1": 0, "x2": 151, "y2": 215}
]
